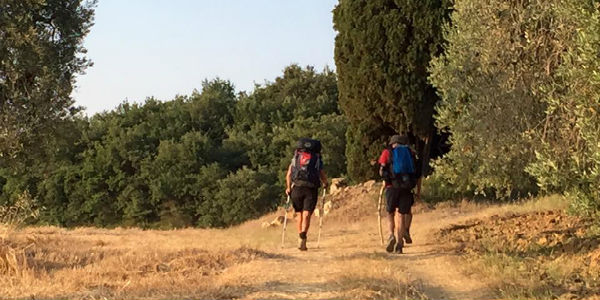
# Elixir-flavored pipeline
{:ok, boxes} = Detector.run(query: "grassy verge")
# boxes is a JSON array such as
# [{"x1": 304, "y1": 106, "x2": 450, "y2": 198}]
[{"x1": 437, "y1": 195, "x2": 600, "y2": 300}]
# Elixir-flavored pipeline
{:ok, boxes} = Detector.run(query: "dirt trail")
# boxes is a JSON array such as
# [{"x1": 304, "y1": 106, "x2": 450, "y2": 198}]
[
  {"x1": 403, "y1": 208, "x2": 496, "y2": 300},
  {"x1": 220, "y1": 206, "x2": 497, "y2": 300}
]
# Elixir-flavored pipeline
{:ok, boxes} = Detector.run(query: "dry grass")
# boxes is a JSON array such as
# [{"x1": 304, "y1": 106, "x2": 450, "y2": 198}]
[
  {"x1": 1, "y1": 190, "x2": 39, "y2": 239},
  {"x1": 436, "y1": 195, "x2": 600, "y2": 300},
  {"x1": 1, "y1": 191, "x2": 40, "y2": 284},
  {"x1": 0, "y1": 216, "x2": 420, "y2": 299},
  {"x1": 0, "y1": 194, "x2": 287, "y2": 299},
  {"x1": 0, "y1": 226, "x2": 278, "y2": 299},
  {"x1": 433, "y1": 194, "x2": 569, "y2": 216},
  {"x1": 6, "y1": 182, "x2": 564, "y2": 299}
]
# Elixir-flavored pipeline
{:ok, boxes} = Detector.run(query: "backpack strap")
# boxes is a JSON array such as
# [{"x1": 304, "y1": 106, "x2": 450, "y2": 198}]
[
  {"x1": 386, "y1": 146, "x2": 395, "y2": 179},
  {"x1": 386, "y1": 146, "x2": 393, "y2": 164},
  {"x1": 315, "y1": 153, "x2": 322, "y2": 171},
  {"x1": 291, "y1": 150, "x2": 298, "y2": 167}
]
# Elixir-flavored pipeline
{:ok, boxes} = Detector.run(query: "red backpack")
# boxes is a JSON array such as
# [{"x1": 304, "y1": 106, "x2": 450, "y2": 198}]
[{"x1": 291, "y1": 138, "x2": 322, "y2": 188}]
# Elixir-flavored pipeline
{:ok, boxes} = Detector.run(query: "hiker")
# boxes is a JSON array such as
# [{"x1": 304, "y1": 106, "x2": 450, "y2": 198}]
[
  {"x1": 378, "y1": 134, "x2": 417, "y2": 253},
  {"x1": 285, "y1": 138, "x2": 328, "y2": 251}
]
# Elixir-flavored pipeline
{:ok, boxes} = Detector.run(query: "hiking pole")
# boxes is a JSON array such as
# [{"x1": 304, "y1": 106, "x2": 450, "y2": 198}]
[
  {"x1": 316, "y1": 188, "x2": 327, "y2": 248},
  {"x1": 377, "y1": 183, "x2": 385, "y2": 245},
  {"x1": 281, "y1": 195, "x2": 290, "y2": 248}
]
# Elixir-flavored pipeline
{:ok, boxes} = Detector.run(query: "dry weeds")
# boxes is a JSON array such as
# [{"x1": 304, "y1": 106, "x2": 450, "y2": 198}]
[
  {"x1": 5, "y1": 184, "x2": 576, "y2": 299},
  {"x1": 0, "y1": 188, "x2": 419, "y2": 299},
  {"x1": 0, "y1": 181, "x2": 424, "y2": 299},
  {"x1": 437, "y1": 196, "x2": 600, "y2": 300},
  {"x1": 0, "y1": 226, "x2": 279, "y2": 299},
  {"x1": 1, "y1": 191, "x2": 40, "y2": 284}
]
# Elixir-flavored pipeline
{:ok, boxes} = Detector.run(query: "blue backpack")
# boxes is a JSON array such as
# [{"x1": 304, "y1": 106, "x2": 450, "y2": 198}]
[
  {"x1": 392, "y1": 146, "x2": 415, "y2": 175},
  {"x1": 386, "y1": 145, "x2": 416, "y2": 189}
]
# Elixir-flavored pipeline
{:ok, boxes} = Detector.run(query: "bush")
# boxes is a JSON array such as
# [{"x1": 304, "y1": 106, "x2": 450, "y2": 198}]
[
  {"x1": 203, "y1": 167, "x2": 279, "y2": 227},
  {"x1": 526, "y1": 0, "x2": 600, "y2": 216},
  {"x1": 0, "y1": 191, "x2": 40, "y2": 238},
  {"x1": 429, "y1": 0, "x2": 571, "y2": 198}
]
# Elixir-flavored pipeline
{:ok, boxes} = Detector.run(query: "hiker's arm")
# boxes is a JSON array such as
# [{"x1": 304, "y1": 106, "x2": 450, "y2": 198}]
[
  {"x1": 377, "y1": 149, "x2": 388, "y2": 178},
  {"x1": 320, "y1": 170, "x2": 328, "y2": 188},
  {"x1": 285, "y1": 164, "x2": 292, "y2": 195}
]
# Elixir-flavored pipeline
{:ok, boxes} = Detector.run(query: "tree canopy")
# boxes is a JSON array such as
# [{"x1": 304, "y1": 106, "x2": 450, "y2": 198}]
[
  {"x1": 333, "y1": 0, "x2": 451, "y2": 181},
  {"x1": 0, "y1": 66, "x2": 347, "y2": 228},
  {"x1": 0, "y1": 0, "x2": 96, "y2": 160},
  {"x1": 429, "y1": 0, "x2": 600, "y2": 203}
]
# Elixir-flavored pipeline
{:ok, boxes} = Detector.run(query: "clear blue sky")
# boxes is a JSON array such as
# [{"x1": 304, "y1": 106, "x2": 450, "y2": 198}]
[{"x1": 73, "y1": 0, "x2": 338, "y2": 115}]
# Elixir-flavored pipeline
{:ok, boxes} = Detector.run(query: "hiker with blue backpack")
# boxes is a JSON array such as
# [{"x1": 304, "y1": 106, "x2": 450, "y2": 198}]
[
  {"x1": 378, "y1": 135, "x2": 417, "y2": 254},
  {"x1": 285, "y1": 138, "x2": 328, "y2": 251}
]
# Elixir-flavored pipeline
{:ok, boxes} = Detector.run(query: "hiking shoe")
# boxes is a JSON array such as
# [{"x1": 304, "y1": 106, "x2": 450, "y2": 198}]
[
  {"x1": 403, "y1": 232, "x2": 413, "y2": 244},
  {"x1": 298, "y1": 238, "x2": 308, "y2": 251},
  {"x1": 386, "y1": 235, "x2": 396, "y2": 253},
  {"x1": 395, "y1": 242, "x2": 403, "y2": 254}
]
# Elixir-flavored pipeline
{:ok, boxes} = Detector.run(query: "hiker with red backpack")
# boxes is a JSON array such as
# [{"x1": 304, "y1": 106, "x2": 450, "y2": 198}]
[
  {"x1": 285, "y1": 138, "x2": 328, "y2": 251},
  {"x1": 378, "y1": 135, "x2": 417, "y2": 254}
]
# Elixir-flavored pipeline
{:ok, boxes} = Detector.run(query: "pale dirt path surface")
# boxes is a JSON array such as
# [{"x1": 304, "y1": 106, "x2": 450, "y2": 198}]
[
  {"x1": 217, "y1": 206, "x2": 498, "y2": 300},
  {"x1": 404, "y1": 208, "x2": 497, "y2": 300}
]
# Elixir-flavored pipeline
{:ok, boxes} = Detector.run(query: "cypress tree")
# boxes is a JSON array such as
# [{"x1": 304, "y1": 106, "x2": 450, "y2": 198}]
[{"x1": 333, "y1": 0, "x2": 450, "y2": 181}]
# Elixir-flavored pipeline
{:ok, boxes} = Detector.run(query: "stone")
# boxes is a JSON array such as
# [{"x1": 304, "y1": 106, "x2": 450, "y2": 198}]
[
  {"x1": 363, "y1": 180, "x2": 376, "y2": 190},
  {"x1": 324, "y1": 201, "x2": 332, "y2": 215},
  {"x1": 330, "y1": 178, "x2": 348, "y2": 195},
  {"x1": 261, "y1": 222, "x2": 272, "y2": 229},
  {"x1": 330, "y1": 185, "x2": 343, "y2": 195},
  {"x1": 156, "y1": 263, "x2": 170, "y2": 272},
  {"x1": 271, "y1": 215, "x2": 285, "y2": 226},
  {"x1": 558, "y1": 292, "x2": 578, "y2": 300},
  {"x1": 537, "y1": 236, "x2": 548, "y2": 245},
  {"x1": 588, "y1": 247, "x2": 600, "y2": 268},
  {"x1": 331, "y1": 178, "x2": 347, "y2": 186}
]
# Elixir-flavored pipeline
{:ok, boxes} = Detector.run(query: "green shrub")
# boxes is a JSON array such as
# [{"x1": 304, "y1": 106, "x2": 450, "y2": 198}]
[
  {"x1": 203, "y1": 167, "x2": 279, "y2": 227},
  {"x1": 430, "y1": 0, "x2": 572, "y2": 198},
  {"x1": 525, "y1": 1, "x2": 600, "y2": 217}
]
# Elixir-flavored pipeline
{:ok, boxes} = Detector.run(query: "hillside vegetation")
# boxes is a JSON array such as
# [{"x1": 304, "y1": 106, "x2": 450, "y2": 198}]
[
  {"x1": 2, "y1": 182, "x2": 598, "y2": 299},
  {"x1": 0, "y1": 66, "x2": 345, "y2": 228},
  {"x1": 2, "y1": 0, "x2": 600, "y2": 229},
  {"x1": 1, "y1": 1, "x2": 600, "y2": 298}
]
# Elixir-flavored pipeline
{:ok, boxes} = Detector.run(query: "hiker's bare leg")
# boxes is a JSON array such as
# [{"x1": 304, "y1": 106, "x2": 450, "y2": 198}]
[
  {"x1": 398, "y1": 213, "x2": 407, "y2": 244},
  {"x1": 404, "y1": 211, "x2": 412, "y2": 234},
  {"x1": 388, "y1": 212, "x2": 395, "y2": 236},
  {"x1": 301, "y1": 210, "x2": 312, "y2": 233},
  {"x1": 296, "y1": 211, "x2": 311, "y2": 250},
  {"x1": 395, "y1": 211, "x2": 401, "y2": 238},
  {"x1": 296, "y1": 212, "x2": 303, "y2": 233}
]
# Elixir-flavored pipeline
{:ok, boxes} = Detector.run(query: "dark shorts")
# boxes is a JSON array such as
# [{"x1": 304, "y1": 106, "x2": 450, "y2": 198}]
[
  {"x1": 291, "y1": 186, "x2": 318, "y2": 213},
  {"x1": 385, "y1": 187, "x2": 414, "y2": 215}
]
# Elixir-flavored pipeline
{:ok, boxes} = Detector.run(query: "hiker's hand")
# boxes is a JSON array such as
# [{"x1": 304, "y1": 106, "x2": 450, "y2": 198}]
[
  {"x1": 285, "y1": 187, "x2": 291, "y2": 196},
  {"x1": 322, "y1": 181, "x2": 328, "y2": 188}
]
